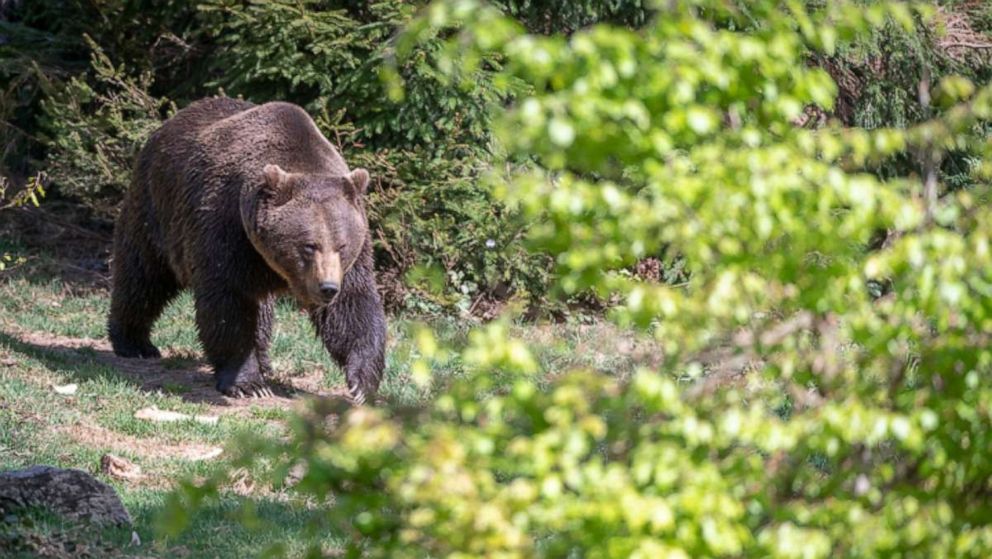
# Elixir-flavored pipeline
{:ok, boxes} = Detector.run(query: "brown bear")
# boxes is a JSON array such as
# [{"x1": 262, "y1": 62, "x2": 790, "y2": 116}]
[{"x1": 108, "y1": 97, "x2": 386, "y2": 403}]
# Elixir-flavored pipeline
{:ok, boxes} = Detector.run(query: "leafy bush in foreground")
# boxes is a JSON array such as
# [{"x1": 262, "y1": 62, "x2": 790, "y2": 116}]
[{"x1": 162, "y1": 1, "x2": 992, "y2": 557}]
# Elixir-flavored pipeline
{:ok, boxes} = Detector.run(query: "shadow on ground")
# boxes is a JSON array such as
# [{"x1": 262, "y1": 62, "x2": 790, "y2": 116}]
[
  {"x1": 0, "y1": 330, "x2": 315, "y2": 409},
  {"x1": 0, "y1": 203, "x2": 114, "y2": 293}
]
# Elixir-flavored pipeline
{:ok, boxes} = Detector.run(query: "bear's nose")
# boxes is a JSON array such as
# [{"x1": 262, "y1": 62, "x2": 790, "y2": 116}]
[{"x1": 319, "y1": 281, "x2": 339, "y2": 299}]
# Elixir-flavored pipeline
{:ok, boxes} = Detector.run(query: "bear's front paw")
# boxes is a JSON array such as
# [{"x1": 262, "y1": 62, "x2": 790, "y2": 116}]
[
  {"x1": 111, "y1": 339, "x2": 162, "y2": 359},
  {"x1": 220, "y1": 381, "x2": 274, "y2": 399},
  {"x1": 215, "y1": 358, "x2": 273, "y2": 398}
]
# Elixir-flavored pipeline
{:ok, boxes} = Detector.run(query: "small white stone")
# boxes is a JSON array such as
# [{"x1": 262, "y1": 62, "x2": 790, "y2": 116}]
[{"x1": 53, "y1": 383, "x2": 78, "y2": 395}]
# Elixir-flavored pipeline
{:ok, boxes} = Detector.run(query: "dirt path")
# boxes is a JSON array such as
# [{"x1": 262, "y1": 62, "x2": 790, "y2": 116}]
[{"x1": 0, "y1": 325, "x2": 356, "y2": 488}]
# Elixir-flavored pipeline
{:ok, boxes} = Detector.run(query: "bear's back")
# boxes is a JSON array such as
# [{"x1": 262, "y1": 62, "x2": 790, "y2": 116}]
[
  {"x1": 135, "y1": 97, "x2": 257, "y2": 204},
  {"x1": 197, "y1": 101, "x2": 348, "y2": 181},
  {"x1": 128, "y1": 98, "x2": 350, "y2": 287},
  {"x1": 136, "y1": 98, "x2": 348, "y2": 221},
  {"x1": 139, "y1": 98, "x2": 346, "y2": 200},
  {"x1": 168, "y1": 97, "x2": 257, "y2": 136}
]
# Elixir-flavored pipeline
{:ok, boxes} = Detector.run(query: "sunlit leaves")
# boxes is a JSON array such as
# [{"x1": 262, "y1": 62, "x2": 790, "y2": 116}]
[
  {"x1": 168, "y1": 1, "x2": 992, "y2": 557},
  {"x1": 337, "y1": 0, "x2": 992, "y2": 555}
]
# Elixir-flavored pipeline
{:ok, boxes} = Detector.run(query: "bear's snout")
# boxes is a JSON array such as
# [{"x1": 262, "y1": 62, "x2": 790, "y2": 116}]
[{"x1": 319, "y1": 281, "x2": 339, "y2": 301}]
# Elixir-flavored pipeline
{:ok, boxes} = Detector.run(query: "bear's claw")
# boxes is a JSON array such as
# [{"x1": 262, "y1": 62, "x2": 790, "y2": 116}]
[
  {"x1": 219, "y1": 382, "x2": 274, "y2": 399},
  {"x1": 215, "y1": 355, "x2": 273, "y2": 398},
  {"x1": 347, "y1": 384, "x2": 367, "y2": 406}
]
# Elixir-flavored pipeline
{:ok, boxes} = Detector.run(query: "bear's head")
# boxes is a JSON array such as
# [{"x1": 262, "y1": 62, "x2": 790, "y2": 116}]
[{"x1": 243, "y1": 164, "x2": 371, "y2": 307}]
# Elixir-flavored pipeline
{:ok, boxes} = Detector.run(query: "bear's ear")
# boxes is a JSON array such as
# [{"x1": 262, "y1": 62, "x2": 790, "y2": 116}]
[
  {"x1": 261, "y1": 164, "x2": 292, "y2": 205},
  {"x1": 348, "y1": 168, "x2": 370, "y2": 196}
]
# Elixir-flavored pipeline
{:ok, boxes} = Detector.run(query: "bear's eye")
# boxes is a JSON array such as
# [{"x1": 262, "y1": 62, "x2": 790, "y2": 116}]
[{"x1": 301, "y1": 243, "x2": 319, "y2": 258}]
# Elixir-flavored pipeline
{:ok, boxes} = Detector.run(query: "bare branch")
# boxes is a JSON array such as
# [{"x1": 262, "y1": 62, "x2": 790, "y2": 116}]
[{"x1": 917, "y1": 68, "x2": 939, "y2": 226}]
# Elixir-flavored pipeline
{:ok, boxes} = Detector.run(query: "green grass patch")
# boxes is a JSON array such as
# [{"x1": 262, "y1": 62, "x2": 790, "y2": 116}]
[{"x1": 0, "y1": 270, "x2": 655, "y2": 557}]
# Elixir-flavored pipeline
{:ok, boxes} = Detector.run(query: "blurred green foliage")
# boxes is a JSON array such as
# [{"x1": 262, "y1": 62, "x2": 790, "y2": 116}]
[{"x1": 160, "y1": 0, "x2": 992, "y2": 557}]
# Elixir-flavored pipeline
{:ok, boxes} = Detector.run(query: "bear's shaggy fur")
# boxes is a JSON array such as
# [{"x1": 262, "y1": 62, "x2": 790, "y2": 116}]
[{"x1": 108, "y1": 97, "x2": 386, "y2": 402}]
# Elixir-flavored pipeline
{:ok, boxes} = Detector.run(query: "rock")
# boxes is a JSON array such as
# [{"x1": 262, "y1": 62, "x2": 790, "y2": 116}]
[
  {"x1": 99, "y1": 454, "x2": 144, "y2": 481},
  {"x1": 285, "y1": 461, "x2": 308, "y2": 487},
  {"x1": 0, "y1": 465, "x2": 131, "y2": 526}
]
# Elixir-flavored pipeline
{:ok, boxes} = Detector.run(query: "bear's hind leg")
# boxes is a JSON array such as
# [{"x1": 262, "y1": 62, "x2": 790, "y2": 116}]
[
  {"x1": 108, "y1": 246, "x2": 179, "y2": 359},
  {"x1": 195, "y1": 288, "x2": 273, "y2": 398}
]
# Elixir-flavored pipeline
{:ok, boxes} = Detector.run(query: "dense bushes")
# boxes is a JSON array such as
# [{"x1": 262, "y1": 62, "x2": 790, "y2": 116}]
[
  {"x1": 4, "y1": 1, "x2": 990, "y2": 310},
  {"x1": 0, "y1": 171, "x2": 45, "y2": 269},
  {"x1": 3, "y1": 0, "x2": 600, "y2": 309},
  {"x1": 40, "y1": 39, "x2": 173, "y2": 213},
  {"x1": 162, "y1": 1, "x2": 992, "y2": 556}
]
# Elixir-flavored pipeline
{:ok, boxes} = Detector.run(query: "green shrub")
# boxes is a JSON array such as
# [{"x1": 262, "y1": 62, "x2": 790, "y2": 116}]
[
  {"x1": 0, "y1": 0, "x2": 201, "y2": 177},
  {"x1": 40, "y1": 38, "x2": 173, "y2": 218},
  {"x1": 0, "y1": 172, "x2": 46, "y2": 269},
  {"x1": 490, "y1": 0, "x2": 652, "y2": 35},
  {"x1": 820, "y1": 1, "x2": 992, "y2": 193},
  {"x1": 7, "y1": 0, "x2": 991, "y2": 309},
  {"x1": 3, "y1": 0, "x2": 663, "y2": 308},
  {"x1": 195, "y1": 0, "x2": 546, "y2": 309},
  {"x1": 164, "y1": 1, "x2": 992, "y2": 557}
]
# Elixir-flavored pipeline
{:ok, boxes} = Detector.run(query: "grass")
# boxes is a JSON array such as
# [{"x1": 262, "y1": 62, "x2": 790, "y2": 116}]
[{"x1": 0, "y1": 265, "x2": 655, "y2": 557}]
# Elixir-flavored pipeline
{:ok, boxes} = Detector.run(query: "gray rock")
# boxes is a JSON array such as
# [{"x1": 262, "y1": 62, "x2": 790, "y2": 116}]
[{"x1": 0, "y1": 465, "x2": 132, "y2": 526}]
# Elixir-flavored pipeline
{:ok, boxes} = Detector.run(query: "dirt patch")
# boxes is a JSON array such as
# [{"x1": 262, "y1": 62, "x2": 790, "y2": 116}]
[
  {"x1": 0, "y1": 327, "x2": 349, "y2": 415},
  {"x1": 59, "y1": 421, "x2": 222, "y2": 466},
  {"x1": 525, "y1": 321, "x2": 664, "y2": 373}
]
